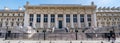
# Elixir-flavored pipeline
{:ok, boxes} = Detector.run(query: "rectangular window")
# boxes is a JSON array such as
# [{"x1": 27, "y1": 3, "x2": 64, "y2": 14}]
[
  {"x1": 87, "y1": 14, "x2": 91, "y2": 21},
  {"x1": 36, "y1": 14, "x2": 41, "y2": 22},
  {"x1": 29, "y1": 22, "x2": 32, "y2": 26},
  {"x1": 11, "y1": 22, "x2": 13, "y2": 26},
  {"x1": 17, "y1": 23, "x2": 19, "y2": 26},
  {"x1": 6, "y1": 23, "x2": 8, "y2": 26},
  {"x1": 29, "y1": 14, "x2": 34, "y2": 22},
  {"x1": 2, "y1": 13, "x2": 4, "y2": 16},
  {"x1": 88, "y1": 23, "x2": 91, "y2": 27},
  {"x1": 18, "y1": 13, "x2": 20, "y2": 16},
  {"x1": 13, "y1": 14, "x2": 14, "y2": 16},
  {"x1": 22, "y1": 23, "x2": 24, "y2": 26},
  {"x1": 66, "y1": 14, "x2": 70, "y2": 22},
  {"x1": 18, "y1": 18, "x2": 19, "y2": 21},
  {"x1": 58, "y1": 14, "x2": 63, "y2": 17},
  {"x1": 0, "y1": 23, "x2": 2, "y2": 27},
  {"x1": 80, "y1": 14, "x2": 84, "y2": 22},
  {"x1": 44, "y1": 14, "x2": 48, "y2": 22},
  {"x1": 73, "y1": 14, "x2": 77, "y2": 22},
  {"x1": 51, "y1": 14, "x2": 55, "y2": 22},
  {"x1": 7, "y1": 14, "x2": 9, "y2": 16}
]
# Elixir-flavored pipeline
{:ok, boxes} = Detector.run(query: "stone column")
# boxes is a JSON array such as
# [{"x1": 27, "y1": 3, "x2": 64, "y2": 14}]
[
  {"x1": 116, "y1": 21, "x2": 117, "y2": 26},
  {"x1": 84, "y1": 14, "x2": 88, "y2": 27},
  {"x1": 19, "y1": 23, "x2": 22, "y2": 26},
  {"x1": 63, "y1": 14, "x2": 66, "y2": 28},
  {"x1": 33, "y1": 14, "x2": 36, "y2": 28},
  {"x1": 8, "y1": 20, "x2": 11, "y2": 26},
  {"x1": 93, "y1": 14, "x2": 97, "y2": 27},
  {"x1": 77, "y1": 14, "x2": 81, "y2": 28},
  {"x1": 70, "y1": 14, "x2": 74, "y2": 28},
  {"x1": 110, "y1": 21, "x2": 112, "y2": 26},
  {"x1": 55, "y1": 14, "x2": 58, "y2": 28},
  {"x1": 24, "y1": 11, "x2": 29, "y2": 27},
  {"x1": 104, "y1": 21, "x2": 106, "y2": 26},
  {"x1": 40, "y1": 14, "x2": 44, "y2": 28},
  {"x1": 14, "y1": 22, "x2": 17, "y2": 26},
  {"x1": 2, "y1": 19, "x2": 6, "y2": 28},
  {"x1": 48, "y1": 14, "x2": 51, "y2": 28},
  {"x1": 99, "y1": 21, "x2": 102, "y2": 27}
]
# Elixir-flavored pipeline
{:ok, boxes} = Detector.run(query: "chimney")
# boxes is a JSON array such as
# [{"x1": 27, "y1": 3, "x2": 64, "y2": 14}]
[
  {"x1": 4, "y1": 6, "x2": 10, "y2": 10},
  {"x1": 18, "y1": 7, "x2": 23, "y2": 11},
  {"x1": 26, "y1": 1, "x2": 29, "y2": 6},
  {"x1": 91, "y1": 1, "x2": 94, "y2": 5}
]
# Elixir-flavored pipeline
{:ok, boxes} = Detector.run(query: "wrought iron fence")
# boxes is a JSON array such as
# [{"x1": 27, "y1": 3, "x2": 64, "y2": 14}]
[{"x1": 0, "y1": 32, "x2": 120, "y2": 40}]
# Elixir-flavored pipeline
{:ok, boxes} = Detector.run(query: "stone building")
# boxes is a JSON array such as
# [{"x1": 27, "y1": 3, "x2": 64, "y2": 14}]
[
  {"x1": 0, "y1": 1, "x2": 120, "y2": 32},
  {"x1": 96, "y1": 7, "x2": 120, "y2": 27},
  {"x1": 0, "y1": 7, "x2": 24, "y2": 30},
  {"x1": 24, "y1": 2, "x2": 97, "y2": 30}
]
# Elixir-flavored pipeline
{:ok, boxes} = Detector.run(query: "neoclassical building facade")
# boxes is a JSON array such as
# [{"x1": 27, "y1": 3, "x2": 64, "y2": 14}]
[
  {"x1": 24, "y1": 2, "x2": 97, "y2": 29},
  {"x1": 0, "y1": 2, "x2": 120, "y2": 31},
  {"x1": 96, "y1": 7, "x2": 120, "y2": 27},
  {"x1": 0, "y1": 7, "x2": 24, "y2": 30}
]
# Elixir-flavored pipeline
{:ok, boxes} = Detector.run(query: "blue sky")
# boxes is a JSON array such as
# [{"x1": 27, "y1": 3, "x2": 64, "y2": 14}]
[{"x1": 0, "y1": 0, "x2": 120, "y2": 9}]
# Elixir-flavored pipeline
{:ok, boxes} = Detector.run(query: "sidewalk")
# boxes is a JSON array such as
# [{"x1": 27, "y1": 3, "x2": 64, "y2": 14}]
[{"x1": 0, "y1": 39, "x2": 120, "y2": 43}]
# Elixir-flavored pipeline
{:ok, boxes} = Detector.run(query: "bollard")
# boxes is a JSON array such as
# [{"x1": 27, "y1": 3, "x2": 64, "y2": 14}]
[
  {"x1": 80, "y1": 41, "x2": 82, "y2": 43},
  {"x1": 111, "y1": 41, "x2": 114, "y2": 43},
  {"x1": 70, "y1": 41, "x2": 72, "y2": 43},
  {"x1": 101, "y1": 41, "x2": 103, "y2": 43},
  {"x1": 49, "y1": 41, "x2": 51, "y2": 43}
]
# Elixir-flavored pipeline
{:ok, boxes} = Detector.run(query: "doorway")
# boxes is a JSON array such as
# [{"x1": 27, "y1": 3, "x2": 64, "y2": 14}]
[{"x1": 58, "y1": 20, "x2": 62, "y2": 29}]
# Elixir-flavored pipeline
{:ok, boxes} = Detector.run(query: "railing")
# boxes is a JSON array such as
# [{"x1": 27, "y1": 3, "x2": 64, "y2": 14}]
[{"x1": 0, "y1": 32, "x2": 120, "y2": 40}]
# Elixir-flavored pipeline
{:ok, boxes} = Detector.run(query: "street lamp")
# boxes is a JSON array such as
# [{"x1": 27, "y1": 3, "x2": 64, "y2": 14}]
[
  {"x1": 5, "y1": 26, "x2": 8, "y2": 40},
  {"x1": 75, "y1": 29, "x2": 78, "y2": 40},
  {"x1": 43, "y1": 29, "x2": 46, "y2": 40}
]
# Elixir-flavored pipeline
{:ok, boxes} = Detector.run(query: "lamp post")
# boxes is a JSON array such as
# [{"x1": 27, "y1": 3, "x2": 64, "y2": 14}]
[
  {"x1": 75, "y1": 29, "x2": 78, "y2": 40},
  {"x1": 43, "y1": 29, "x2": 46, "y2": 40},
  {"x1": 5, "y1": 26, "x2": 8, "y2": 40}
]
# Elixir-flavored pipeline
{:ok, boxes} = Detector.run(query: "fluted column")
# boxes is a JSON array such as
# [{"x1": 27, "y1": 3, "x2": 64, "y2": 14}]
[
  {"x1": 55, "y1": 14, "x2": 58, "y2": 28},
  {"x1": 40, "y1": 14, "x2": 44, "y2": 28},
  {"x1": 24, "y1": 11, "x2": 29, "y2": 27},
  {"x1": 63, "y1": 14, "x2": 66, "y2": 28},
  {"x1": 48, "y1": 14, "x2": 51, "y2": 28},
  {"x1": 70, "y1": 14, "x2": 74, "y2": 28},
  {"x1": 33, "y1": 14, "x2": 36, "y2": 28},
  {"x1": 77, "y1": 14, "x2": 81, "y2": 28},
  {"x1": 85, "y1": 14, "x2": 88, "y2": 27}
]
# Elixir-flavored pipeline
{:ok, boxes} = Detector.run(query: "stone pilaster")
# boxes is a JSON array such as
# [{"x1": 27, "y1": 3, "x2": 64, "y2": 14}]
[
  {"x1": 55, "y1": 14, "x2": 58, "y2": 28},
  {"x1": 48, "y1": 14, "x2": 51, "y2": 28},
  {"x1": 70, "y1": 14, "x2": 74, "y2": 28}
]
